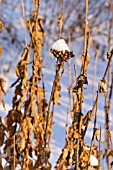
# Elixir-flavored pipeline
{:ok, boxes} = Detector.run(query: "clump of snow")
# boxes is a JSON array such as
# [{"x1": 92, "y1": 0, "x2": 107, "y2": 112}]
[
  {"x1": 51, "y1": 39, "x2": 70, "y2": 53},
  {"x1": 90, "y1": 154, "x2": 98, "y2": 167}
]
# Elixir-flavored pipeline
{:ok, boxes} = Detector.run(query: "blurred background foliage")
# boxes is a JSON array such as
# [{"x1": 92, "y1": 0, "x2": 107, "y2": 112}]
[{"x1": 0, "y1": 0, "x2": 113, "y2": 75}]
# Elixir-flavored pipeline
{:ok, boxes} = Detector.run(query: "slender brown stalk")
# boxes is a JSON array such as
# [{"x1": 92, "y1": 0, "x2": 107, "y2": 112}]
[
  {"x1": 83, "y1": 49, "x2": 113, "y2": 142},
  {"x1": 65, "y1": 110, "x2": 69, "y2": 144},
  {"x1": 68, "y1": 34, "x2": 73, "y2": 118},
  {"x1": 92, "y1": 49, "x2": 98, "y2": 102},
  {"x1": 105, "y1": 72, "x2": 113, "y2": 170},
  {"x1": 84, "y1": 0, "x2": 88, "y2": 53},
  {"x1": 59, "y1": 0, "x2": 64, "y2": 39},
  {"x1": 98, "y1": 126, "x2": 102, "y2": 169},
  {"x1": 45, "y1": 63, "x2": 62, "y2": 148},
  {"x1": 48, "y1": 103, "x2": 55, "y2": 148},
  {"x1": 105, "y1": 11, "x2": 113, "y2": 169},
  {"x1": 102, "y1": 50, "x2": 113, "y2": 80},
  {"x1": 76, "y1": 1, "x2": 89, "y2": 169},
  {"x1": 87, "y1": 89, "x2": 99, "y2": 170},
  {"x1": 21, "y1": 0, "x2": 27, "y2": 46},
  {"x1": 13, "y1": 134, "x2": 16, "y2": 170}
]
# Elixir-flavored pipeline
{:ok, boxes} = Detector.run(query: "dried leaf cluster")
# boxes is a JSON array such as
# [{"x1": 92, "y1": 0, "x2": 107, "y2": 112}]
[{"x1": 0, "y1": 0, "x2": 113, "y2": 170}]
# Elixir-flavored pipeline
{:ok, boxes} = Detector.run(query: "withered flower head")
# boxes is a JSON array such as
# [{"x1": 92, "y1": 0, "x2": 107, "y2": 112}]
[{"x1": 50, "y1": 39, "x2": 74, "y2": 62}]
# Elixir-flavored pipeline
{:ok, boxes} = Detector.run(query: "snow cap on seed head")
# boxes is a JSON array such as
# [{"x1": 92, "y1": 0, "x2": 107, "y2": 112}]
[{"x1": 51, "y1": 39, "x2": 70, "y2": 53}]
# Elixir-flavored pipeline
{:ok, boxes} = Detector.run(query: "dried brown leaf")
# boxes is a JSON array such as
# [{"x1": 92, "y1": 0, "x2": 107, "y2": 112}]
[
  {"x1": 4, "y1": 138, "x2": 14, "y2": 157},
  {"x1": 0, "y1": 126, "x2": 4, "y2": 146},
  {"x1": 18, "y1": 131, "x2": 26, "y2": 151},
  {"x1": 0, "y1": 20, "x2": 3, "y2": 33},
  {"x1": 20, "y1": 46, "x2": 30, "y2": 61},
  {"x1": 0, "y1": 44, "x2": 2, "y2": 56},
  {"x1": 99, "y1": 80, "x2": 107, "y2": 94},
  {"x1": 5, "y1": 110, "x2": 22, "y2": 128},
  {"x1": 0, "y1": 77, "x2": 6, "y2": 95},
  {"x1": 58, "y1": 16, "x2": 62, "y2": 28}
]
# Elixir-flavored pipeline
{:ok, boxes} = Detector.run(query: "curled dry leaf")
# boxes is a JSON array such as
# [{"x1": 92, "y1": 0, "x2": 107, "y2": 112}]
[
  {"x1": 18, "y1": 131, "x2": 26, "y2": 152},
  {"x1": 73, "y1": 74, "x2": 88, "y2": 93},
  {"x1": 36, "y1": 86, "x2": 46, "y2": 101},
  {"x1": 0, "y1": 77, "x2": 6, "y2": 108},
  {"x1": 95, "y1": 128, "x2": 100, "y2": 136},
  {"x1": 0, "y1": 126, "x2": 4, "y2": 146},
  {"x1": 0, "y1": 20, "x2": 3, "y2": 33},
  {"x1": 0, "y1": 77, "x2": 6, "y2": 95},
  {"x1": 99, "y1": 80, "x2": 107, "y2": 94},
  {"x1": 4, "y1": 138, "x2": 14, "y2": 158},
  {"x1": 5, "y1": 110, "x2": 22, "y2": 128},
  {"x1": 53, "y1": 72, "x2": 61, "y2": 105},
  {"x1": 8, "y1": 125, "x2": 16, "y2": 137}
]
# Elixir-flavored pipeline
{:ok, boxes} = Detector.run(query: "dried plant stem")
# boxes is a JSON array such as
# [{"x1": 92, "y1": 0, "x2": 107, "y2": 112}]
[
  {"x1": 45, "y1": 63, "x2": 62, "y2": 147},
  {"x1": 59, "y1": 0, "x2": 64, "y2": 39},
  {"x1": 74, "y1": 65, "x2": 77, "y2": 84},
  {"x1": 37, "y1": 0, "x2": 41, "y2": 16},
  {"x1": 48, "y1": 103, "x2": 55, "y2": 148},
  {"x1": 68, "y1": 34, "x2": 73, "y2": 117},
  {"x1": 98, "y1": 125, "x2": 102, "y2": 169},
  {"x1": 48, "y1": 64, "x2": 61, "y2": 112},
  {"x1": 65, "y1": 110, "x2": 69, "y2": 144},
  {"x1": 76, "y1": 1, "x2": 89, "y2": 168},
  {"x1": 83, "y1": 49, "x2": 113, "y2": 139},
  {"x1": 102, "y1": 50, "x2": 113, "y2": 80},
  {"x1": 105, "y1": 100, "x2": 110, "y2": 170},
  {"x1": 105, "y1": 72, "x2": 113, "y2": 169},
  {"x1": 76, "y1": 140, "x2": 79, "y2": 170},
  {"x1": 83, "y1": 89, "x2": 99, "y2": 138},
  {"x1": 105, "y1": 13, "x2": 113, "y2": 169},
  {"x1": 84, "y1": 0, "x2": 88, "y2": 53},
  {"x1": 13, "y1": 134, "x2": 16, "y2": 170},
  {"x1": 87, "y1": 90, "x2": 99, "y2": 170},
  {"x1": 21, "y1": 0, "x2": 27, "y2": 46},
  {"x1": 107, "y1": 72, "x2": 113, "y2": 118},
  {"x1": 92, "y1": 49, "x2": 98, "y2": 102},
  {"x1": 108, "y1": 13, "x2": 112, "y2": 51}
]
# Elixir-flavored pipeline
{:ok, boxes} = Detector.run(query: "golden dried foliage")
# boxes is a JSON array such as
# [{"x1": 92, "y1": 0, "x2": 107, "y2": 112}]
[
  {"x1": 0, "y1": 0, "x2": 113, "y2": 170},
  {"x1": 0, "y1": 78, "x2": 6, "y2": 109}
]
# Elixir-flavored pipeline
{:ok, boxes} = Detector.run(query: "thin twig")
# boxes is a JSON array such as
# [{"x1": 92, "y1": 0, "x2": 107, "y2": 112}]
[
  {"x1": 14, "y1": 134, "x2": 16, "y2": 170},
  {"x1": 92, "y1": 49, "x2": 98, "y2": 102},
  {"x1": 87, "y1": 89, "x2": 99, "y2": 170},
  {"x1": 45, "y1": 62, "x2": 62, "y2": 148},
  {"x1": 103, "y1": 50, "x2": 113, "y2": 80},
  {"x1": 98, "y1": 125, "x2": 102, "y2": 169},
  {"x1": 59, "y1": 0, "x2": 64, "y2": 39},
  {"x1": 83, "y1": 49, "x2": 113, "y2": 138},
  {"x1": 21, "y1": 0, "x2": 27, "y2": 46},
  {"x1": 65, "y1": 109, "x2": 69, "y2": 144},
  {"x1": 84, "y1": 0, "x2": 88, "y2": 53},
  {"x1": 68, "y1": 34, "x2": 73, "y2": 118},
  {"x1": 105, "y1": 10, "x2": 113, "y2": 169}
]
